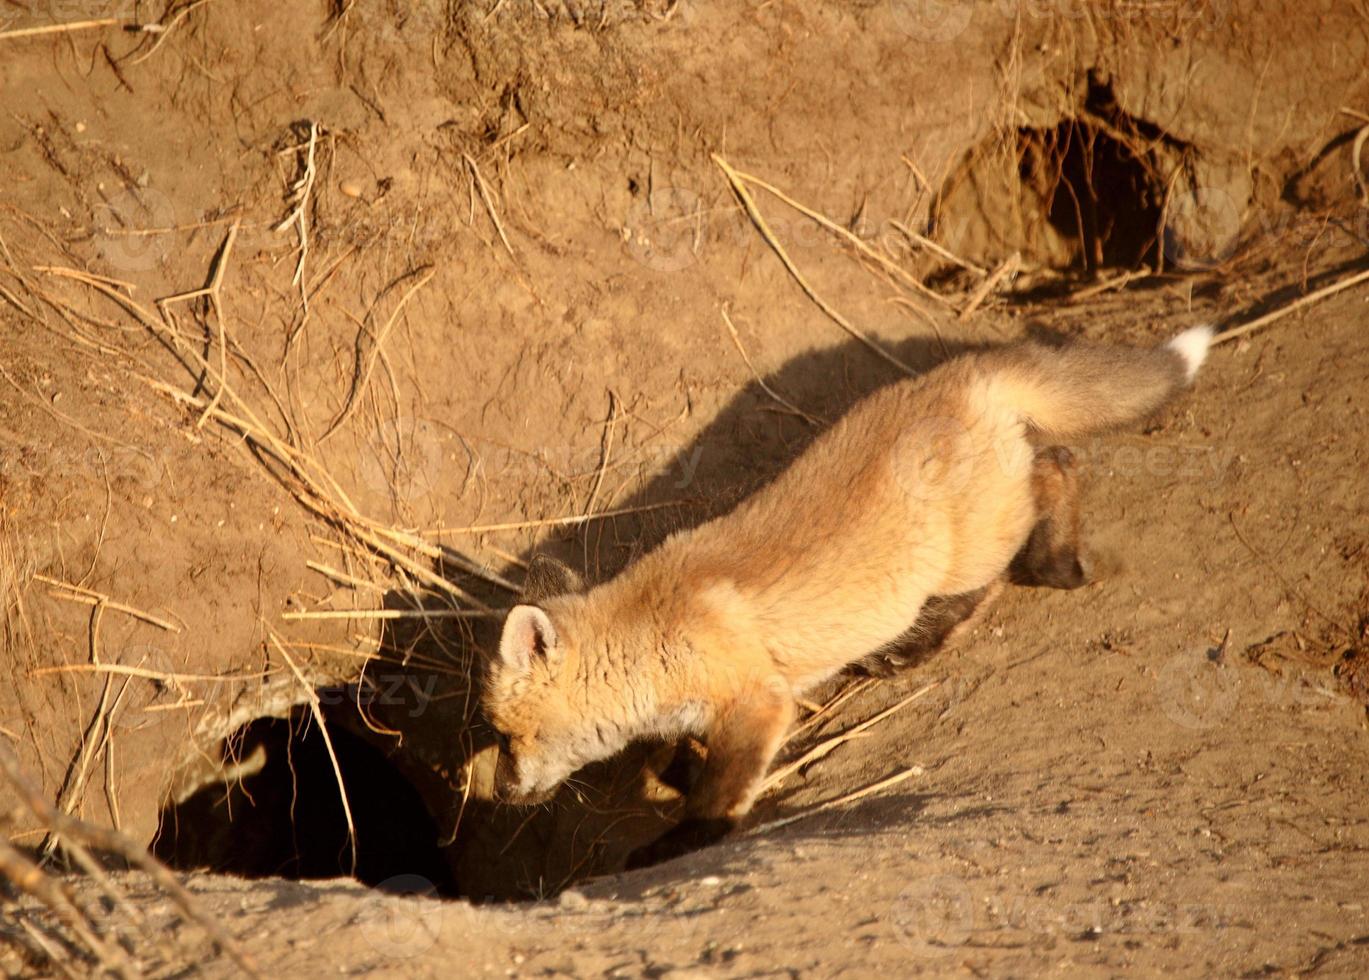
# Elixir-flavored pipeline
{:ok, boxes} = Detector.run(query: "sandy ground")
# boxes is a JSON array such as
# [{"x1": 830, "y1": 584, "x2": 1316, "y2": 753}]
[{"x1": 2, "y1": 1, "x2": 1368, "y2": 976}]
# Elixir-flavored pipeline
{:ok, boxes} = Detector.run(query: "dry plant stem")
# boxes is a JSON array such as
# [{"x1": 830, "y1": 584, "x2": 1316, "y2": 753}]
[
  {"x1": 763, "y1": 681, "x2": 938, "y2": 792},
  {"x1": 1336, "y1": 108, "x2": 1369, "y2": 202},
  {"x1": 34, "y1": 573, "x2": 180, "y2": 632},
  {"x1": 959, "y1": 251, "x2": 1021, "y2": 320},
  {"x1": 888, "y1": 219, "x2": 988, "y2": 277},
  {"x1": 155, "y1": 219, "x2": 241, "y2": 429},
  {"x1": 130, "y1": 0, "x2": 220, "y2": 64},
  {"x1": 32, "y1": 266, "x2": 136, "y2": 291},
  {"x1": 0, "y1": 836, "x2": 138, "y2": 980},
  {"x1": 41, "y1": 604, "x2": 113, "y2": 857},
  {"x1": 711, "y1": 154, "x2": 916, "y2": 376},
  {"x1": 320, "y1": 265, "x2": 436, "y2": 442},
  {"x1": 18, "y1": 918, "x2": 83, "y2": 980},
  {"x1": 1068, "y1": 267, "x2": 1150, "y2": 302},
  {"x1": 136, "y1": 378, "x2": 491, "y2": 609},
  {"x1": 465, "y1": 153, "x2": 516, "y2": 258},
  {"x1": 274, "y1": 121, "x2": 319, "y2": 302},
  {"x1": 720, "y1": 157, "x2": 953, "y2": 307},
  {"x1": 268, "y1": 632, "x2": 358, "y2": 877},
  {"x1": 0, "y1": 744, "x2": 261, "y2": 978},
  {"x1": 417, "y1": 500, "x2": 686, "y2": 536},
  {"x1": 721, "y1": 306, "x2": 823, "y2": 425},
  {"x1": 1351, "y1": 124, "x2": 1369, "y2": 205},
  {"x1": 1214, "y1": 264, "x2": 1369, "y2": 345},
  {"x1": 0, "y1": 19, "x2": 118, "y2": 40},
  {"x1": 786, "y1": 677, "x2": 874, "y2": 743},
  {"x1": 282, "y1": 608, "x2": 503, "y2": 621},
  {"x1": 306, "y1": 559, "x2": 387, "y2": 592},
  {"x1": 31, "y1": 662, "x2": 267, "y2": 683},
  {"x1": 582, "y1": 391, "x2": 620, "y2": 519},
  {"x1": 47, "y1": 819, "x2": 148, "y2": 930},
  {"x1": 749, "y1": 766, "x2": 924, "y2": 835}
]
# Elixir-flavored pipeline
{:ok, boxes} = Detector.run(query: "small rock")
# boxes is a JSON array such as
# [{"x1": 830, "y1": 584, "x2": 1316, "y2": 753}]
[{"x1": 558, "y1": 889, "x2": 588, "y2": 910}]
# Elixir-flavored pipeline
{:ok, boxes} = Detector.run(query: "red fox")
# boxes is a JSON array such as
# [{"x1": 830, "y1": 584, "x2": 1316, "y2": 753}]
[{"x1": 482, "y1": 327, "x2": 1212, "y2": 867}]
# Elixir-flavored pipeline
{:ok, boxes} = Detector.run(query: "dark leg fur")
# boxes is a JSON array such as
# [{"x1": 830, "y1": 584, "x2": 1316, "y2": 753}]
[
  {"x1": 852, "y1": 587, "x2": 994, "y2": 678},
  {"x1": 654, "y1": 738, "x2": 704, "y2": 796},
  {"x1": 1009, "y1": 445, "x2": 1089, "y2": 590}
]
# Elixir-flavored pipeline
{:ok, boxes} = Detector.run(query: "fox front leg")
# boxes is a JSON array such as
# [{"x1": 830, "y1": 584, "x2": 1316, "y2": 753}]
[{"x1": 627, "y1": 678, "x2": 794, "y2": 869}]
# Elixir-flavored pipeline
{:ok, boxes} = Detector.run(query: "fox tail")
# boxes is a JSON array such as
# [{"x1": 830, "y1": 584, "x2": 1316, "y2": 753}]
[{"x1": 987, "y1": 325, "x2": 1213, "y2": 438}]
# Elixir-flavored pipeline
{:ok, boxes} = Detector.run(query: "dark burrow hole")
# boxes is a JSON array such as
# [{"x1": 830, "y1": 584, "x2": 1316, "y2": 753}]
[
  {"x1": 153, "y1": 703, "x2": 460, "y2": 897},
  {"x1": 1018, "y1": 114, "x2": 1165, "y2": 274},
  {"x1": 933, "y1": 75, "x2": 1189, "y2": 281}
]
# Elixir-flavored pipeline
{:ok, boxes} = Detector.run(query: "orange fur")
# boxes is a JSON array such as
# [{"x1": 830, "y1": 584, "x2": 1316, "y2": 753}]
[{"x1": 482, "y1": 328, "x2": 1212, "y2": 864}]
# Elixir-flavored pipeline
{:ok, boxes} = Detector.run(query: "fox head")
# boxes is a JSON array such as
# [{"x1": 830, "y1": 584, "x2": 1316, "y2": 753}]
[{"x1": 481, "y1": 556, "x2": 636, "y2": 805}]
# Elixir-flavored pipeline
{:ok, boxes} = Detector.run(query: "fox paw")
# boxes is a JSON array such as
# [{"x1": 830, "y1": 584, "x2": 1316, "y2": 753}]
[{"x1": 625, "y1": 817, "x2": 734, "y2": 870}]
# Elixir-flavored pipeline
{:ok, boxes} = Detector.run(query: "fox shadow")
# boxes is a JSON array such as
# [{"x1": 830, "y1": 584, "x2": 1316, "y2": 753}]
[
  {"x1": 423, "y1": 326, "x2": 1003, "y2": 896},
  {"x1": 594, "y1": 790, "x2": 1019, "y2": 900},
  {"x1": 336, "y1": 322, "x2": 1073, "y2": 899}
]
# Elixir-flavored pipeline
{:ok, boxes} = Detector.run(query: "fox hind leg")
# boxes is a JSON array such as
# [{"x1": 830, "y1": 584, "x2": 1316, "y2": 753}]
[{"x1": 1011, "y1": 445, "x2": 1089, "y2": 590}]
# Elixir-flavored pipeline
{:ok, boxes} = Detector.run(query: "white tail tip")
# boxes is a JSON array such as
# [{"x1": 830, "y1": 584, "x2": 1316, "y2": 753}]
[{"x1": 1168, "y1": 324, "x2": 1213, "y2": 382}]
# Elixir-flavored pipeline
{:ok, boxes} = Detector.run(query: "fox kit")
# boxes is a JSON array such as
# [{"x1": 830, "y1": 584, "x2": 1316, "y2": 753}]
[{"x1": 482, "y1": 327, "x2": 1213, "y2": 866}]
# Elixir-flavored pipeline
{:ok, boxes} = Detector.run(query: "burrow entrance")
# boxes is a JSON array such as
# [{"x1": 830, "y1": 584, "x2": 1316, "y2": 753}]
[
  {"x1": 153, "y1": 703, "x2": 459, "y2": 896},
  {"x1": 931, "y1": 75, "x2": 1208, "y2": 279},
  {"x1": 152, "y1": 688, "x2": 672, "y2": 901}
]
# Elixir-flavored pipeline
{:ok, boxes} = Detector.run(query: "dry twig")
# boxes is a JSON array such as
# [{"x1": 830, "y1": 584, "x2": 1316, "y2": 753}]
[
  {"x1": 268, "y1": 632, "x2": 358, "y2": 876},
  {"x1": 749, "y1": 765, "x2": 926, "y2": 835},
  {"x1": 0, "y1": 744, "x2": 260, "y2": 977},
  {"x1": 958, "y1": 252, "x2": 1020, "y2": 320},
  {"x1": 721, "y1": 306, "x2": 823, "y2": 425},
  {"x1": 34, "y1": 574, "x2": 180, "y2": 633},
  {"x1": 711, "y1": 154, "x2": 916, "y2": 375},
  {"x1": 0, "y1": 19, "x2": 118, "y2": 41},
  {"x1": 1214, "y1": 264, "x2": 1369, "y2": 345},
  {"x1": 763, "y1": 681, "x2": 938, "y2": 793}
]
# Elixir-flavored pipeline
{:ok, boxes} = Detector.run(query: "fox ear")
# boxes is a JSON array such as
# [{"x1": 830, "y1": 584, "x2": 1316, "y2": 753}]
[
  {"x1": 520, "y1": 555, "x2": 585, "y2": 603},
  {"x1": 499, "y1": 605, "x2": 559, "y2": 673}
]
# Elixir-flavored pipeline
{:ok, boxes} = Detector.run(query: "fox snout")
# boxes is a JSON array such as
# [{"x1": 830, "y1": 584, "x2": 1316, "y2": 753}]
[{"x1": 492, "y1": 749, "x2": 557, "y2": 806}]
